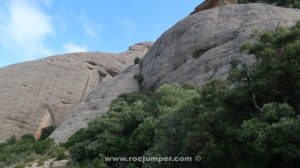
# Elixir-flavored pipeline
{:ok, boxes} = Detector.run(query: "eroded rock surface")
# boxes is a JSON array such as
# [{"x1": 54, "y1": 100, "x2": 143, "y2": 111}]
[
  {"x1": 190, "y1": 0, "x2": 237, "y2": 14},
  {"x1": 0, "y1": 42, "x2": 152, "y2": 142},
  {"x1": 50, "y1": 65, "x2": 140, "y2": 143},
  {"x1": 141, "y1": 4, "x2": 300, "y2": 90}
]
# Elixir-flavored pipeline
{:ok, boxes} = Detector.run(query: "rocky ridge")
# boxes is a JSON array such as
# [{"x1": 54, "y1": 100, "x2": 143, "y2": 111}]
[{"x1": 0, "y1": 42, "x2": 152, "y2": 142}]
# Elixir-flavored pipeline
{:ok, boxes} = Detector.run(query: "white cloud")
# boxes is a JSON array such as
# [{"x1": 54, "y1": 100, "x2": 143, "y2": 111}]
[
  {"x1": 63, "y1": 42, "x2": 87, "y2": 53},
  {"x1": 0, "y1": 0, "x2": 55, "y2": 59}
]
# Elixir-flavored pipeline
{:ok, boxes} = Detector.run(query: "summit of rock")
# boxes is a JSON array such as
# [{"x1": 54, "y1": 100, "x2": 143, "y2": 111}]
[
  {"x1": 141, "y1": 4, "x2": 300, "y2": 90},
  {"x1": 128, "y1": 41, "x2": 153, "y2": 52}
]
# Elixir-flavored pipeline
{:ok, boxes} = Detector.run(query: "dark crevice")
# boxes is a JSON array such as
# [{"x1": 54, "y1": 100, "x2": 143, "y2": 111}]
[
  {"x1": 46, "y1": 104, "x2": 56, "y2": 125},
  {"x1": 193, "y1": 48, "x2": 210, "y2": 58},
  {"x1": 79, "y1": 76, "x2": 90, "y2": 102},
  {"x1": 86, "y1": 61, "x2": 97, "y2": 66},
  {"x1": 105, "y1": 68, "x2": 119, "y2": 77},
  {"x1": 1, "y1": 117, "x2": 32, "y2": 125},
  {"x1": 86, "y1": 65, "x2": 94, "y2": 70},
  {"x1": 61, "y1": 100, "x2": 72, "y2": 105}
]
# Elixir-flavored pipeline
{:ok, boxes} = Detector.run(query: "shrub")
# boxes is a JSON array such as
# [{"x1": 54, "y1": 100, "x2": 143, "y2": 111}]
[
  {"x1": 49, "y1": 146, "x2": 67, "y2": 161},
  {"x1": 134, "y1": 57, "x2": 140, "y2": 64},
  {"x1": 14, "y1": 163, "x2": 26, "y2": 168},
  {"x1": 0, "y1": 134, "x2": 55, "y2": 167},
  {"x1": 6, "y1": 135, "x2": 17, "y2": 145},
  {"x1": 21, "y1": 134, "x2": 35, "y2": 141},
  {"x1": 33, "y1": 138, "x2": 53, "y2": 154},
  {"x1": 98, "y1": 71, "x2": 107, "y2": 78},
  {"x1": 40, "y1": 125, "x2": 56, "y2": 140},
  {"x1": 134, "y1": 74, "x2": 144, "y2": 85}
]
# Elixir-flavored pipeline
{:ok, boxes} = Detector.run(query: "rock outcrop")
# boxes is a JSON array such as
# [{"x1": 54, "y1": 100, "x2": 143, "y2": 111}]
[
  {"x1": 50, "y1": 65, "x2": 140, "y2": 143},
  {"x1": 190, "y1": 0, "x2": 237, "y2": 14},
  {"x1": 141, "y1": 4, "x2": 300, "y2": 90},
  {"x1": 0, "y1": 42, "x2": 152, "y2": 142}
]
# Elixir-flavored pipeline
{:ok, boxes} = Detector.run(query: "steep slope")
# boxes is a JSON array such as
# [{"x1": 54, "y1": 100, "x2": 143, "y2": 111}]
[
  {"x1": 141, "y1": 4, "x2": 300, "y2": 90},
  {"x1": 0, "y1": 42, "x2": 152, "y2": 142},
  {"x1": 50, "y1": 65, "x2": 140, "y2": 143}
]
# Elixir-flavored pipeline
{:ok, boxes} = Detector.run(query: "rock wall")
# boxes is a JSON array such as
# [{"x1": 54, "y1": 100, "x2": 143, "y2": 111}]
[
  {"x1": 141, "y1": 4, "x2": 300, "y2": 90},
  {"x1": 0, "y1": 42, "x2": 152, "y2": 142},
  {"x1": 50, "y1": 65, "x2": 140, "y2": 143}
]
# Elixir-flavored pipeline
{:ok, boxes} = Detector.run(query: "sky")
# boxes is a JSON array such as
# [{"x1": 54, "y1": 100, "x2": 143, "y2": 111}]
[{"x1": 0, "y1": 0, "x2": 202, "y2": 67}]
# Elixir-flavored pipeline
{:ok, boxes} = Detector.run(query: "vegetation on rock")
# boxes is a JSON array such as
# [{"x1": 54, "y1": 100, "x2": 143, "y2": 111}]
[
  {"x1": 40, "y1": 125, "x2": 56, "y2": 141},
  {"x1": 3, "y1": 20, "x2": 300, "y2": 168},
  {"x1": 62, "y1": 22, "x2": 300, "y2": 168},
  {"x1": 0, "y1": 126, "x2": 67, "y2": 167},
  {"x1": 134, "y1": 57, "x2": 140, "y2": 65},
  {"x1": 0, "y1": 135, "x2": 67, "y2": 167}
]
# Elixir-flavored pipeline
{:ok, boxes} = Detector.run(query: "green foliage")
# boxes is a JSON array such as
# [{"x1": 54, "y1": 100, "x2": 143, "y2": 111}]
[
  {"x1": 40, "y1": 125, "x2": 56, "y2": 140},
  {"x1": 65, "y1": 91, "x2": 156, "y2": 162},
  {"x1": 0, "y1": 134, "x2": 58, "y2": 167},
  {"x1": 33, "y1": 138, "x2": 53, "y2": 154},
  {"x1": 14, "y1": 163, "x2": 26, "y2": 168},
  {"x1": 235, "y1": 23, "x2": 300, "y2": 115},
  {"x1": 6, "y1": 135, "x2": 17, "y2": 145},
  {"x1": 49, "y1": 146, "x2": 67, "y2": 160},
  {"x1": 134, "y1": 57, "x2": 140, "y2": 65},
  {"x1": 21, "y1": 134, "x2": 35, "y2": 141},
  {"x1": 65, "y1": 86, "x2": 197, "y2": 167},
  {"x1": 98, "y1": 71, "x2": 107, "y2": 78}
]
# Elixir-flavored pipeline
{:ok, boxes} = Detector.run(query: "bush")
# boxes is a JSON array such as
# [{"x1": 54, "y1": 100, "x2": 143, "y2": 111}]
[
  {"x1": 33, "y1": 138, "x2": 53, "y2": 154},
  {"x1": 134, "y1": 57, "x2": 140, "y2": 64},
  {"x1": 21, "y1": 134, "x2": 35, "y2": 141},
  {"x1": 6, "y1": 135, "x2": 17, "y2": 145},
  {"x1": 0, "y1": 134, "x2": 55, "y2": 167},
  {"x1": 98, "y1": 71, "x2": 107, "y2": 78},
  {"x1": 14, "y1": 163, "x2": 26, "y2": 168},
  {"x1": 40, "y1": 125, "x2": 56, "y2": 140},
  {"x1": 49, "y1": 146, "x2": 67, "y2": 160}
]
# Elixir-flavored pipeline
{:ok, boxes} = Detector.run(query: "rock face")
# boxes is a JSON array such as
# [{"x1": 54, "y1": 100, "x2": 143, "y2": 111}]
[
  {"x1": 190, "y1": 0, "x2": 237, "y2": 14},
  {"x1": 141, "y1": 4, "x2": 300, "y2": 90},
  {"x1": 50, "y1": 65, "x2": 140, "y2": 143},
  {"x1": 0, "y1": 42, "x2": 152, "y2": 142}
]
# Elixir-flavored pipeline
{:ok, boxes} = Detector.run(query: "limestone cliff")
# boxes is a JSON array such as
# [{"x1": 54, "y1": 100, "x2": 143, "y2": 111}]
[
  {"x1": 0, "y1": 42, "x2": 152, "y2": 142},
  {"x1": 141, "y1": 4, "x2": 300, "y2": 90}
]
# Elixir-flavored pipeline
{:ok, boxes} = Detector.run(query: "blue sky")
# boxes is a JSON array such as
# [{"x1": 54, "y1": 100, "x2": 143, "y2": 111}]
[{"x1": 0, "y1": 0, "x2": 202, "y2": 67}]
